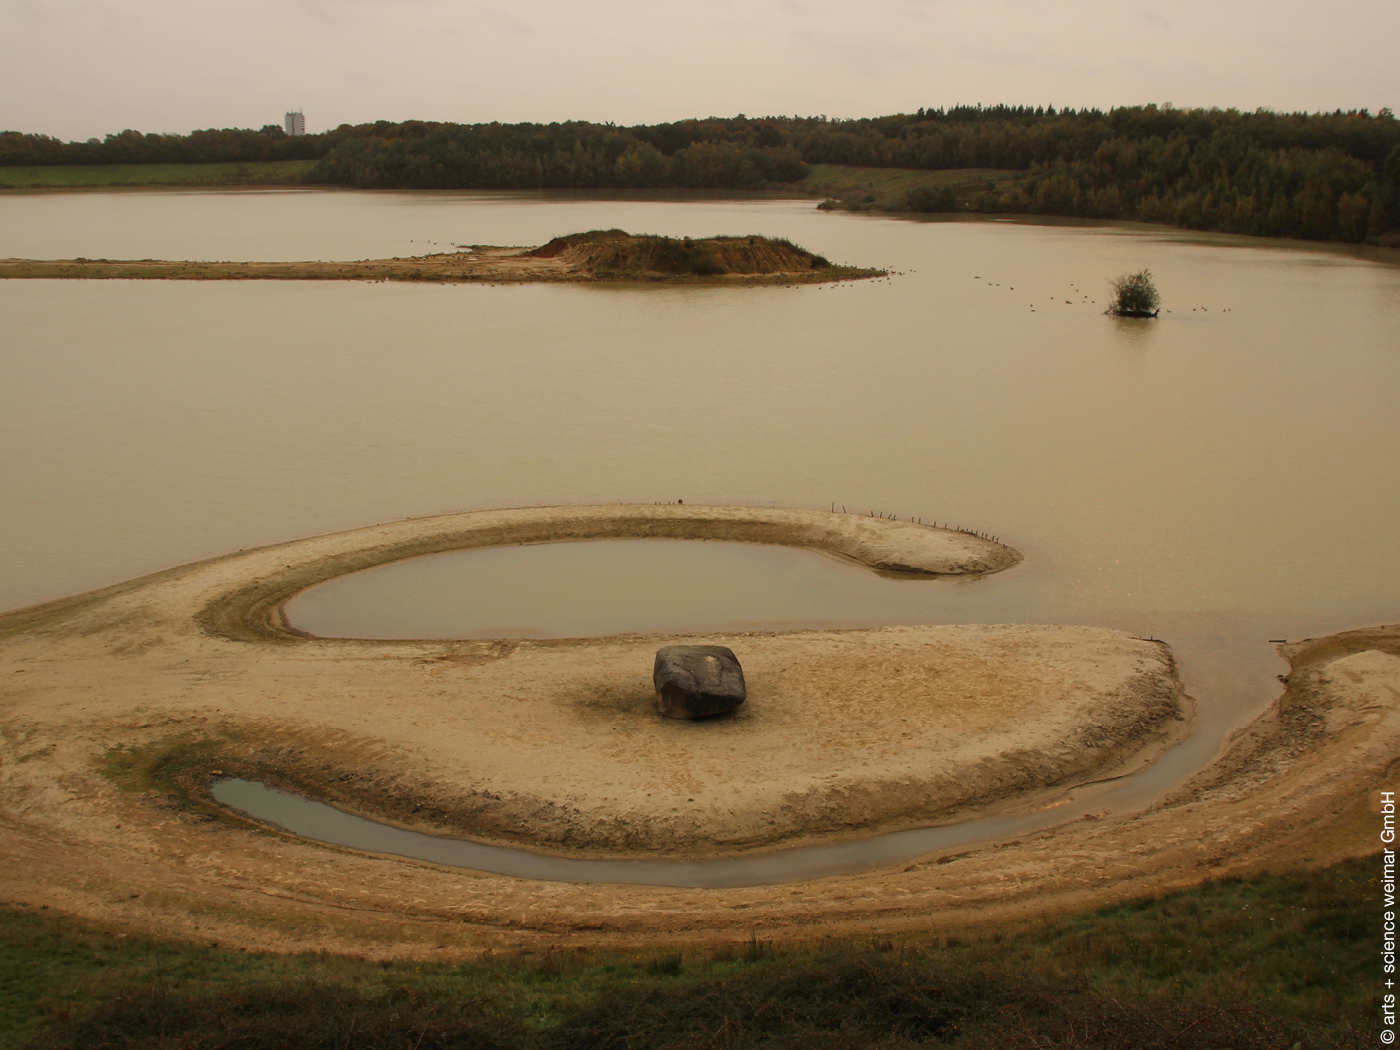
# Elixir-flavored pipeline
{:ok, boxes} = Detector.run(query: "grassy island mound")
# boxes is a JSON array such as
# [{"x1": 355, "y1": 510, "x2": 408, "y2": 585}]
[
  {"x1": 528, "y1": 229, "x2": 849, "y2": 279},
  {"x1": 0, "y1": 231, "x2": 882, "y2": 285}
]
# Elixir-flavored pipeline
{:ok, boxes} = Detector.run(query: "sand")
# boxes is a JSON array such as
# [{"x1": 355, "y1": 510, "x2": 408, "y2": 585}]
[
  {"x1": 0, "y1": 505, "x2": 1393, "y2": 957},
  {"x1": 0, "y1": 245, "x2": 881, "y2": 285}
]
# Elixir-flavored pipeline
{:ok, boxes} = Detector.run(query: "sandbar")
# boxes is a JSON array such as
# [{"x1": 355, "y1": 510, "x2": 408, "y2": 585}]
[
  {"x1": 0, "y1": 505, "x2": 1392, "y2": 956},
  {"x1": 0, "y1": 232, "x2": 884, "y2": 286}
]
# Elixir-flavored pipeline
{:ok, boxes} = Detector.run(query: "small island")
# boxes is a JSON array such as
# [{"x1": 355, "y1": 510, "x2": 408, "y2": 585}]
[
  {"x1": 1106, "y1": 268, "x2": 1162, "y2": 317},
  {"x1": 0, "y1": 230, "x2": 884, "y2": 286}
]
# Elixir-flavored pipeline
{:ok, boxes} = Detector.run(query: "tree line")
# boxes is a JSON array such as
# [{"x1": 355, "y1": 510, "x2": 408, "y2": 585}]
[
  {"x1": 3, "y1": 105, "x2": 1396, "y2": 243},
  {"x1": 820, "y1": 105, "x2": 1398, "y2": 242},
  {"x1": 0, "y1": 125, "x2": 324, "y2": 165},
  {"x1": 310, "y1": 120, "x2": 805, "y2": 190}
]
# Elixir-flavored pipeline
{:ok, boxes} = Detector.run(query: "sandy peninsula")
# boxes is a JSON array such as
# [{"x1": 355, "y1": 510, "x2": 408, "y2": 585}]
[
  {"x1": 0, "y1": 230, "x2": 884, "y2": 286},
  {"x1": 0, "y1": 505, "x2": 1393, "y2": 957}
]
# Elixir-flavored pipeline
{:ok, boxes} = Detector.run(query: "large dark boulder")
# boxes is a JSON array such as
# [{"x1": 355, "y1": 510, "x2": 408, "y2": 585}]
[{"x1": 653, "y1": 645, "x2": 747, "y2": 719}]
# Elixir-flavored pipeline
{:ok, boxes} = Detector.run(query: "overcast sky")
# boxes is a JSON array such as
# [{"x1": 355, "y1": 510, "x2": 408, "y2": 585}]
[{"x1": 3, "y1": 0, "x2": 1397, "y2": 140}]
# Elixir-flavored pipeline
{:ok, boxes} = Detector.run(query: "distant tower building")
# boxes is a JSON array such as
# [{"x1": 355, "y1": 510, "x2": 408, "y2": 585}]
[{"x1": 284, "y1": 110, "x2": 305, "y2": 137}]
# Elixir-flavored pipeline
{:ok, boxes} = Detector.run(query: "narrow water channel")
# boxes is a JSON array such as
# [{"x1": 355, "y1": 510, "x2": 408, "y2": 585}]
[{"x1": 211, "y1": 772, "x2": 1132, "y2": 889}]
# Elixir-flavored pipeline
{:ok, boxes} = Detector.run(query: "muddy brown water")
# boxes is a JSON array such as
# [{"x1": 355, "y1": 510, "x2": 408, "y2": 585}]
[{"x1": 4, "y1": 188, "x2": 1399, "y2": 882}]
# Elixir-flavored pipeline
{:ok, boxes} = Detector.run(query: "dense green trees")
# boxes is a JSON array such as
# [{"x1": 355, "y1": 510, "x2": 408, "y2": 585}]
[
  {"x1": 789, "y1": 105, "x2": 1398, "y2": 242},
  {"x1": 0, "y1": 126, "x2": 321, "y2": 166},
  {"x1": 903, "y1": 185, "x2": 960, "y2": 212},
  {"x1": 4, "y1": 106, "x2": 1397, "y2": 243},
  {"x1": 309, "y1": 120, "x2": 804, "y2": 190}
]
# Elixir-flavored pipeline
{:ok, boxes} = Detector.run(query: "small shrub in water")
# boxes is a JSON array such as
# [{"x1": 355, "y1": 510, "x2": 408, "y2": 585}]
[{"x1": 1109, "y1": 269, "x2": 1162, "y2": 316}]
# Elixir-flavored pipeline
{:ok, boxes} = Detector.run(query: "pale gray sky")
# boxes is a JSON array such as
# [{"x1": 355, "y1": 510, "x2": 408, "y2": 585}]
[{"x1": 3, "y1": 0, "x2": 1396, "y2": 140}]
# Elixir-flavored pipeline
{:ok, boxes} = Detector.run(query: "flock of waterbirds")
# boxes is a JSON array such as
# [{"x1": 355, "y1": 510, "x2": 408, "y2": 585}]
[
  {"x1": 811, "y1": 267, "x2": 1233, "y2": 313},
  {"x1": 969, "y1": 273, "x2": 1231, "y2": 314}
]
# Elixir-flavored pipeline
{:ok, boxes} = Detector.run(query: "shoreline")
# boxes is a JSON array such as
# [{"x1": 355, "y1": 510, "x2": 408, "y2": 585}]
[
  {"x1": 0, "y1": 507, "x2": 1394, "y2": 956},
  {"x1": 0, "y1": 243, "x2": 884, "y2": 286}
]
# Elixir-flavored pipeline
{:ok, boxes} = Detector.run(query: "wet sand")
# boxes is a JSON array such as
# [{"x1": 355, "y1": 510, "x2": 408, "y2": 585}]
[
  {"x1": 0, "y1": 506, "x2": 1394, "y2": 956},
  {"x1": 0, "y1": 245, "x2": 882, "y2": 285}
]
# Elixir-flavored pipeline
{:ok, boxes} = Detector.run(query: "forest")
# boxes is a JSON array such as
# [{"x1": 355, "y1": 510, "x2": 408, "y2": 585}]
[{"x1": 2, "y1": 105, "x2": 1397, "y2": 243}]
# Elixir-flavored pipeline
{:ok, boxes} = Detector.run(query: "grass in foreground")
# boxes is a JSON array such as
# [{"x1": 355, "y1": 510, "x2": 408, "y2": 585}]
[
  {"x1": 0, "y1": 856, "x2": 1375, "y2": 1048},
  {"x1": 0, "y1": 161, "x2": 319, "y2": 189}
]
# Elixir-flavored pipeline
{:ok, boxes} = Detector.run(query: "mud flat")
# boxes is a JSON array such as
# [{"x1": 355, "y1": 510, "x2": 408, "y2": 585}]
[
  {"x1": 0, "y1": 230, "x2": 883, "y2": 285},
  {"x1": 0, "y1": 505, "x2": 1393, "y2": 957}
]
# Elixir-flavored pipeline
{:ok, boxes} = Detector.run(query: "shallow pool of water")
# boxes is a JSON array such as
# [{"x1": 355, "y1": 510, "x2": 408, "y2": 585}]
[{"x1": 284, "y1": 537, "x2": 1008, "y2": 639}]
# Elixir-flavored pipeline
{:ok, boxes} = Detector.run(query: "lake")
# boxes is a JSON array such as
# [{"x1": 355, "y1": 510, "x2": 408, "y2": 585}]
[{"x1": 3, "y1": 186, "x2": 1398, "y2": 807}]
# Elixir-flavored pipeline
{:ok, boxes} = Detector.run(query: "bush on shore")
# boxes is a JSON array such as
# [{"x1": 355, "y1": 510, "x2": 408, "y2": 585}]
[{"x1": 903, "y1": 186, "x2": 961, "y2": 213}]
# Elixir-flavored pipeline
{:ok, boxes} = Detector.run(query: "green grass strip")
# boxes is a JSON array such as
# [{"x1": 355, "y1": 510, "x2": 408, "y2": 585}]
[
  {"x1": 0, "y1": 160, "x2": 319, "y2": 189},
  {"x1": 0, "y1": 855, "x2": 1374, "y2": 1048}
]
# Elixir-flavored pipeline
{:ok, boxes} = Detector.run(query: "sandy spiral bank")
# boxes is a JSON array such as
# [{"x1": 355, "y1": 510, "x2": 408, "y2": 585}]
[{"x1": 0, "y1": 505, "x2": 1393, "y2": 956}]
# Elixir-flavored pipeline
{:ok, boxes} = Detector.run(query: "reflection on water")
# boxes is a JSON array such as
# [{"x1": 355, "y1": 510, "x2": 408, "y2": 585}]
[
  {"x1": 1109, "y1": 314, "x2": 1159, "y2": 350},
  {"x1": 4, "y1": 191, "x2": 1399, "y2": 871}
]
